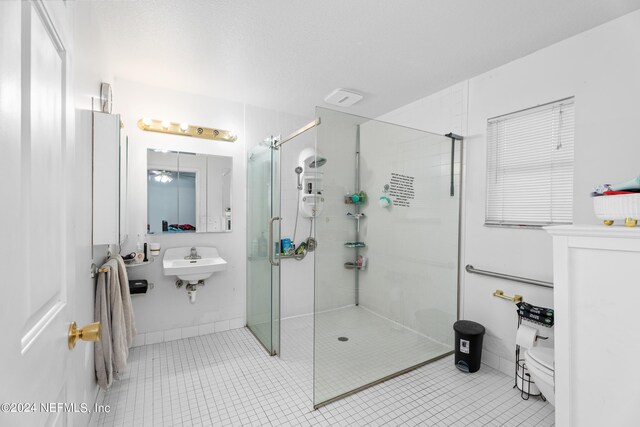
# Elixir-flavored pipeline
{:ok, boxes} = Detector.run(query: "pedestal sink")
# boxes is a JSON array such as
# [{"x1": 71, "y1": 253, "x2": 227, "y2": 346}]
[{"x1": 163, "y1": 247, "x2": 227, "y2": 304}]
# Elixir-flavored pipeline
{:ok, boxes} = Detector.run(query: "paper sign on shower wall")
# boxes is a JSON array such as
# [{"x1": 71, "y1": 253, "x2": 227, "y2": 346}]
[{"x1": 388, "y1": 172, "x2": 415, "y2": 207}]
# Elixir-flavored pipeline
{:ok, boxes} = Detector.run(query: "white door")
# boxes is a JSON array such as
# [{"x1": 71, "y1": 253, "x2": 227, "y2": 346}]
[{"x1": 0, "y1": 2, "x2": 75, "y2": 426}]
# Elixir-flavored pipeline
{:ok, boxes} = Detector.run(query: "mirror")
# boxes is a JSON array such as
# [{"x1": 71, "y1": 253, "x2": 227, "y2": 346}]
[{"x1": 147, "y1": 149, "x2": 232, "y2": 233}]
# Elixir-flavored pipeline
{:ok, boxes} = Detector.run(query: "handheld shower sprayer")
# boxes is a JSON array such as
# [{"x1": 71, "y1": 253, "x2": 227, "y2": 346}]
[{"x1": 295, "y1": 166, "x2": 303, "y2": 190}]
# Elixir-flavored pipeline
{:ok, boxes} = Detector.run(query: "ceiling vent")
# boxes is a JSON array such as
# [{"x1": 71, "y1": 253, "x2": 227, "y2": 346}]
[{"x1": 324, "y1": 88, "x2": 363, "y2": 107}]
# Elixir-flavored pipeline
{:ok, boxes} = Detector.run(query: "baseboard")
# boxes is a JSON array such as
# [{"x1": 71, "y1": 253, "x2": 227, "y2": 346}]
[{"x1": 132, "y1": 316, "x2": 246, "y2": 347}]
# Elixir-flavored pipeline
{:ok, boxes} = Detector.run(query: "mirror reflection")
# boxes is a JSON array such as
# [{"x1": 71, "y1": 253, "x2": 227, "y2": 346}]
[{"x1": 147, "y1": 149, "x2": 232, "y2": 233}]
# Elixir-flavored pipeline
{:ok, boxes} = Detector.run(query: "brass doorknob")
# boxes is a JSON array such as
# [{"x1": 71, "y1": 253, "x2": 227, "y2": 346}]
[{"x1": 68, "y1": 321, "x2": 101, "y2": 350}]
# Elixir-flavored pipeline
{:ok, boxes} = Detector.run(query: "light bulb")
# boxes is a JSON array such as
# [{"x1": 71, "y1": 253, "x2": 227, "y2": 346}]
[
  {"x1": 180, "y1": 123, "x2": 189, "y2": 132},
  {"x1": 142, "y1": 117, "x2": 152, "y2": 127},
  {"x1": 161, "y1": 120, "x2": 170, "y2": 129}
]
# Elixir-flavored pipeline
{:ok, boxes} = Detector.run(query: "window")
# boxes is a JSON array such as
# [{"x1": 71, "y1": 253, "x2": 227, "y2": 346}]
[{"x1": 485, "y1": 97, "x2": 574, "y2": 227}]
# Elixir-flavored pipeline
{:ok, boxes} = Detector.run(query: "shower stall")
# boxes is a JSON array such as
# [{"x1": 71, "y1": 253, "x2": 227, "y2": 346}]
[{"x1": 247, "y1": 107, "x2": 463, "y2": 408}]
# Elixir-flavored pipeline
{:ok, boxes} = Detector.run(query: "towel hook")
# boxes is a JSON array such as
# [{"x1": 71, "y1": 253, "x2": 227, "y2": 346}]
[{"x1": 90, "y1": 263, "x2": 110, "y2": 279}]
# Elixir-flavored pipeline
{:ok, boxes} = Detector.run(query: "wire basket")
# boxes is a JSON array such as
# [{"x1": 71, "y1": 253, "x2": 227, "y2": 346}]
[
  {"x1": 513, "y1": 303, "x2": 552, "y2": 401},
  {"x1": 515, "y1": 358, "x2": 542, "y2": 400}
]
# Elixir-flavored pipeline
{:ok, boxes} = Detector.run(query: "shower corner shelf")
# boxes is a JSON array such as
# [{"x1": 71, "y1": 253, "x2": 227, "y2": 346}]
[
  {"x1": 344, "y1": 194, "x2": 367, "y2": 205},
  {"x1": 344, "y1": 242, "x2": 366, "y2": 248},
  {"x1": 344, "y1": 262, "x2": 366, "y2": 270}
]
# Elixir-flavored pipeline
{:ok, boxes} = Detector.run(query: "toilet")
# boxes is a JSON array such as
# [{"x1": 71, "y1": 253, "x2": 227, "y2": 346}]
[{"x1": 524, "y1": 346, "x2": 555, "y2": 406}]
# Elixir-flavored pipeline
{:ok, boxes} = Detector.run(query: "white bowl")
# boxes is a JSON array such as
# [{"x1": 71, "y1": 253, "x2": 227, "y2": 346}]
[{"x1": 593, "y1": 193, "x2": 640, "y2": 225}]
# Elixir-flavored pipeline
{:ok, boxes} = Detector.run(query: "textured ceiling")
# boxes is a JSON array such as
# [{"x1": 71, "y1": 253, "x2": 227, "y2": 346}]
[{"x1": 84, "y1": 0, "x2": 640, "y2": 118}]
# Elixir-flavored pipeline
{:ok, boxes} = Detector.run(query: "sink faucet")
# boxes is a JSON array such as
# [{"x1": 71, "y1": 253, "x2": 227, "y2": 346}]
[{"x1": 185, "y1": 247, "x2": 201, "y2": 260}]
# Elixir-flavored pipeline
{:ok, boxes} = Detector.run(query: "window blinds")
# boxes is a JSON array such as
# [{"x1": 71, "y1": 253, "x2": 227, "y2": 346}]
[{"x1": 485, "y1": 97, "x2": 575, "y2": 227}]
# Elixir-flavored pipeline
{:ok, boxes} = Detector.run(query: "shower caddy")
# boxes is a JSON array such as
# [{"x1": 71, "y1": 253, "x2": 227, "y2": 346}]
[{"x1": 344, "y1": 194, "x2": 368, "y2": 271}]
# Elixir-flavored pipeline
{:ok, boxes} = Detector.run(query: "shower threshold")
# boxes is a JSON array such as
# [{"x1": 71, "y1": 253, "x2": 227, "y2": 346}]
[{"x1": 314, "y1": 350, "x2": 454, "y2": 409}]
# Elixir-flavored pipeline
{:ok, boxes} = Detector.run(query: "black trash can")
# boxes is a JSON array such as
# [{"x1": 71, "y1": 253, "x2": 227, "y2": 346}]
[{"x1": 453, "y1": 320, "x2": 485, "y2": 373}]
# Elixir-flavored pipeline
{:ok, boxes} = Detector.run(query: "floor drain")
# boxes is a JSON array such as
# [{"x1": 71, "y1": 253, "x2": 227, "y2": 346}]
[{"x1": 338, "y1": 337, "x2": 349, "y2": 342}]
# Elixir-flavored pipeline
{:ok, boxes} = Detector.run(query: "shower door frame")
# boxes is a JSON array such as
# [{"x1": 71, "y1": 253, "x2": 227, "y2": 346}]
[
  {"x1": 247, "y1": 136, "x2": 282, "y2": 356},
  {"x1": 247, "y1": 119, "x2": 322, "y2": 357}
]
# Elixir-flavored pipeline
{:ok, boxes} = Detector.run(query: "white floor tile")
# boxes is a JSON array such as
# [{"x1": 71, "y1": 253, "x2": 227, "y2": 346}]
[{"x1": 96, "y1": 320, "x2": 553, "y2": 427}]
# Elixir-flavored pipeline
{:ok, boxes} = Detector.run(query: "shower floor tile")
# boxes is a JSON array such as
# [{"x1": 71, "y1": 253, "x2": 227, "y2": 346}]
[
  {"x1": 92, "y1": 324, "x2": 554, "y2": 427},
  {"x1": 311, "y1": 306, "x2": 454, "y2": 405}
]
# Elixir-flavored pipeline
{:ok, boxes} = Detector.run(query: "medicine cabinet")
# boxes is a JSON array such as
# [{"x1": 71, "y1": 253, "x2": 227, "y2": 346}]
[
  {"x1": 82, "y1": 110, "x2": 128, "y2": 246},
  {"x1": 146, "y1": 149, "x2": 232, "y2": 234}
]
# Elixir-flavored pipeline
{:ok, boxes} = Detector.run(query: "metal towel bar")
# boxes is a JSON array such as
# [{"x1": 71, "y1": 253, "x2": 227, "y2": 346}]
[{"x1": 466, "y1": 265, "x2": 553, "y2": 289}]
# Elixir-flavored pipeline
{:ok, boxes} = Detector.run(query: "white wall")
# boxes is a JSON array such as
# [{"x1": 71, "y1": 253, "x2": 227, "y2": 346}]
[
  {"x1": 117, "y1": 79, "x2": 246, "y2": 342},
  {"x1": 116, "y1": 79, "x2": 310, "y2": 344},
  {"x1": 379, "y1": 9, "x2": 640, "y2": 375}
]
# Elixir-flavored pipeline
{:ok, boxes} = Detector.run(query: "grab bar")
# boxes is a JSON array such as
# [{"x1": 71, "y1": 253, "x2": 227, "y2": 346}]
[
  {"x1": 493, "y1": 290, "x2": 523, "y2": 302},
  {"x1": 465, "y1": 265, "x2": 553, "y2": 289}
]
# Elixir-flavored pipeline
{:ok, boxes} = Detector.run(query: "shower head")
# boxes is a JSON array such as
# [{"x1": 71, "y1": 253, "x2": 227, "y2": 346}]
[
  {"x1": 308, "y1": 157, "x2": 327, "y2": 168},
  {"x1": 299, "y1": 148, "x2": 327, "y2": 170},
  {"x1": 295, "y1": 166, "x2": 303, "y2": 190}
]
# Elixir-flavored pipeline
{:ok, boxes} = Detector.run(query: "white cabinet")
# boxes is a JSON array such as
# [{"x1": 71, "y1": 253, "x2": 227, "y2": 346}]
[
  {"x1": 547, "y1": 225, "x2": 640, "y2": 427},
  {"x1": 119, "y1": 132, "x2": 128, "y2": 244},
  {"x1": 80, "y1": 110, "x2": 125, "y2": 246}
]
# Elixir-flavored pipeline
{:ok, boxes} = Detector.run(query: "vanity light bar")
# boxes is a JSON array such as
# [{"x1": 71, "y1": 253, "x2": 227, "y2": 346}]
[{"x1": 137, "y1": 118, "x2": 237, "y2": 142}]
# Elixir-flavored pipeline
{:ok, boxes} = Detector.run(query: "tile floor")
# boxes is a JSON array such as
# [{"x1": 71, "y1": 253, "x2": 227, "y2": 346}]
[
  {"x1": 280, "y1": 307, "x2": 452, "y2": 405},
  {"x1": 317, "y1": 307, "x2": 453, "y2": 404},
  {"x1": 92, "y1": 321, "x2": 554, "y2": 427}
]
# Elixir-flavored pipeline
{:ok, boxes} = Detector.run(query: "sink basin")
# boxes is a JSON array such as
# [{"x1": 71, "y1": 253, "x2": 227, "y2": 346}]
[{"x1": 163, "y1": 247, "x2": 227, "y2": 283}]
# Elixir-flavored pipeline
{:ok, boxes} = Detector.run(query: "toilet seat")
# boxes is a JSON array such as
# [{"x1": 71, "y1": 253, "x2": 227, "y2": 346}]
[
  {"x1": 524, "y1": 347, "x2": 555, "y2": 406},
  {"x1": 527, "y1": 347, "x2": 554, "y2": 373}
]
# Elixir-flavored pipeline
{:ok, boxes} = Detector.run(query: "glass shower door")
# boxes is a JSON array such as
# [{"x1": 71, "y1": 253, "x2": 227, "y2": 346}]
[
  {"x1": 247, "y1": 140, "x2": 281, "y2": 355},
  {"x1": 313, "y1": 108, "x2": 461, "y2": 407}
]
